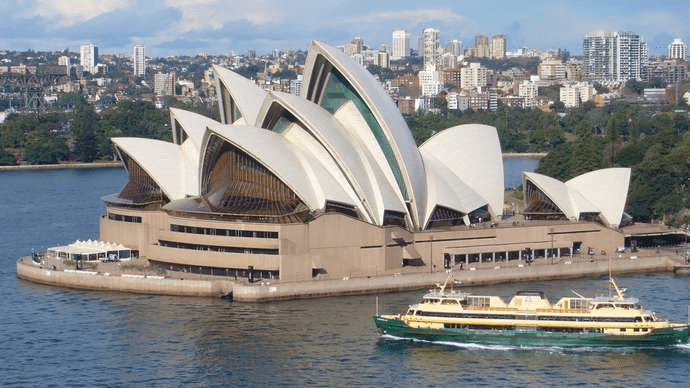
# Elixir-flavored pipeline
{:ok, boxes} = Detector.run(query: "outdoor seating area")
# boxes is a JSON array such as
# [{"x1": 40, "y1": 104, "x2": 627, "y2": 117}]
[{"x1": 46, "y1": 240, "x2": 135, "y2": 262}]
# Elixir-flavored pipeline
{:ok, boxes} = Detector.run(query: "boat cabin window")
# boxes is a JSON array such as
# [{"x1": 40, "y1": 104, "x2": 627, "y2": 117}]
[
  {"x1": 467, "y1": 296, "x2": 490, "y2": 308},
  {"x1": 569, "y1": 299, "x2": 588, "y2": 310},
  {"x1": 441, "y1": 299, "x2": 459, "y2": 305},
  {"x1": 594, "y1": 303, "x2": 614, "y2": 309},
  {"x1": 615, "y1": 303, "x2": 640, "y2": 309}
]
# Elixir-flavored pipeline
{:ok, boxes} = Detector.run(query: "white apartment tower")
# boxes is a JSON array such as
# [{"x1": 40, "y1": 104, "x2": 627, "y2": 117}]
[
  {"x1": 418, "y1": 65, "x2": 441, "y2": 96},
  {"x1": 375, "y1": 50, "x2": 390, "y2": 68},
  {"x1": 58, "y1": 56, "x2": 70, "y2": 67},
  {"x1": 79, "y1": 43, "x2": 98, "y2": 73},
  {"x1": 583, "y1": 31, "x2": 647, "y2": 82},
  {"x1": 560, "y1": 82, "x2": 596, "y2": 108},
  {"x1": 474, "y1": 35, "x2": 490, "y2": 58},
  {"x1": 133, "y1": 44, "x2": 146, "y2": 77},
  {"x1": 445, "y1": 39, "x2": 463, "y2": 56},
  {"x1": 422, "y1": 28, "x2": 441, "y2": 67},
  {"x1": 392, "y1": 30, "x2": 410, "y2": 60},
  {"x1": 154, "y1": 71, "x2": 176, "y2": 96},
  {"x1": 519, "y1": 78, "x2": 540, "y2": 108},
  {"x1": 667, "y1": 38, "x2": 688, "y2": 61},
  {"x1": 490, "y1": 35, "x2": 506, "y2": 59},
  {"x1": 461, "y1": 63, "x2": 487, "y2": 91},
  {"x1": 616, "y1": 32, "x2": 646, "y2": 81}
]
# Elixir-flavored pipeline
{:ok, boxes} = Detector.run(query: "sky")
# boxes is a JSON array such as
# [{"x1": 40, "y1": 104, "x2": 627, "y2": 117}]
[{"x1": 3, "y1": 0, "x2": 689, "y2": 58}]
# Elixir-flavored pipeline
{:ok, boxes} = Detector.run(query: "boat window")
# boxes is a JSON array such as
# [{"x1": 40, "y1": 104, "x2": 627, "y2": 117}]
[
  {"x1": 467, "y1": 296, "x2": 490, "y2": 308},
  {"x1": 595, "y1": 303, "x2": 614, "y2": 309},
  {"x1": 570, "y1": 299, "x2": 588, "y2": 310}
]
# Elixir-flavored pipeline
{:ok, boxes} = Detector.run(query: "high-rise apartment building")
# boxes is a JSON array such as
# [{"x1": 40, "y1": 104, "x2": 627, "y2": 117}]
[
  {"x1": 461, "y1": 62, "x2": 487, "y2": 91},
  {"x1": 667, "y1": 38, "x2": 688, "y2": 61},
  {"x1": 133, "y1": 44, "x2": 146, "y2": 77},
  {"x1": 58, "y1": 56, "x2": 70, "y2": 67},
  {"x1": 445, "y1": 39, "x2": 463, "y2": 56},
  {"x1": 583, "y1": 31, "x2": 616, "y2": 82},
  {"x1": 616, "y1": 32, "x2": 646, "y2": 81},
  {"x1": 80, "y1": 43, "x2": 98, "y2": 73},
  {"x1": 392, "y1": 30, "x2": 410, "y2": 60},
  {"x1": 351, "y1": 37, "x2": 364, "y2": 54},
  {"x1": 418, "y1": 65, "x2": 441, "y2": 96},
  {"x1": 583, "y1": 31, "x2": 647, "y2": 82},
  {"x1": 490, "y1": 35, "x2": 506, "y2": 59},
  {"x1": 518, "y1": 78, "x2": 539, "y2": 108},
  {"x1": 474, "y1": 35, "x2": 490, "y2": 58},
  {"x1": 154, "y1": 71, "x2": 176, "y2": 96},
  {"x1": 538, "y1": 59, "x2": 567, "y2": 81},
  {"x1": 422, "y1": 28, "x2": 441, "y2": 67}
]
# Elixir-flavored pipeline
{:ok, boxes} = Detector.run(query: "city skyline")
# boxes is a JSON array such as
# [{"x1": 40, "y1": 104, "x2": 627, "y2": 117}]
[{"x1": 3, "y1": 1, "x2": 690, "y2": 58}]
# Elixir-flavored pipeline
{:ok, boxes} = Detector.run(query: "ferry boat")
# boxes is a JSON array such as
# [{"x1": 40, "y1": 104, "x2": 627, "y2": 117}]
[{"x1": 374, "y1": 275, "x2": 690, "y2": 348}]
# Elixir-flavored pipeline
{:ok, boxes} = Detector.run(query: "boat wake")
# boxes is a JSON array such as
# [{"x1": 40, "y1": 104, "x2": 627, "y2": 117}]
[{"x1": 379, "y1": 334, "x2": 688, "y2": 353}]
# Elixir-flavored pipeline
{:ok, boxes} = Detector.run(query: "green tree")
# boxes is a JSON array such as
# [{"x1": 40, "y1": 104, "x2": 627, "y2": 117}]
[
  {"x1": 72, "y1": 99, "x2": 100, "y2": 162},
  {"x1": 0, "y1": 147, "x2": 17, "y2": 165},
  {"x1": 0, "y1": 113, "x2": 33, "y2": 148},
  {"x1": 102, "y1": 100, "x2": 170, "y2": 141},
  {"x1": 23, "y1": 129, "x2": 69, "y2": 164}
]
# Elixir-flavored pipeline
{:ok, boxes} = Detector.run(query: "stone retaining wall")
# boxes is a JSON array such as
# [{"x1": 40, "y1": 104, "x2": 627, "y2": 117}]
[
  {"x1": 16, "y1": 257, "x2": 233, "y2": 297},
  {"x1": 17, "y1": 255, "x2": 677, "y2": 301}
]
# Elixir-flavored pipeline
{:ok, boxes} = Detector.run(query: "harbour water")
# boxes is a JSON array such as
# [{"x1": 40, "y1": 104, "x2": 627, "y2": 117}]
[{"x1": 3, "y1": 162, "x2": 690, "y2": 386}]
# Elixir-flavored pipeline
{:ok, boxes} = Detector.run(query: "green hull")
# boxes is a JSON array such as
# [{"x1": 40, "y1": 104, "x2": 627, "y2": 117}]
[{"x1": 374, "y1": 316, "x2": 690, "y2": 348}]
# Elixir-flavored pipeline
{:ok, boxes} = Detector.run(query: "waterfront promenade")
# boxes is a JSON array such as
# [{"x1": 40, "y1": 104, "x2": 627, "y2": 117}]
[{"x1": 16, "y1": 248, "x2": 687, "y2": 302}]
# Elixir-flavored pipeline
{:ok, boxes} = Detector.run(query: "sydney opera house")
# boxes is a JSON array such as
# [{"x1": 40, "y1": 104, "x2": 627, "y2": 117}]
[{"x1": 99, "y1": 41, "x2": 631, "y2": 283}]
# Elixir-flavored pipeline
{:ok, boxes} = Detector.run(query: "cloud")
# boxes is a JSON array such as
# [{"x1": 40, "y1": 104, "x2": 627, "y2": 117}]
[
  {"x1": 164, "y1": 0, "x2": 282, "y2": 32},
  {"x1": 28, "y1": 0, "x2": 132, "y2": 27}
]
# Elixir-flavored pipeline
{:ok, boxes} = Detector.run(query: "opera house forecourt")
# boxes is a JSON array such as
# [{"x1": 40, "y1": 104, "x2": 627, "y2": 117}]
[{"x1": 18, "y1": 41, "x2": 642, "y2": 300}]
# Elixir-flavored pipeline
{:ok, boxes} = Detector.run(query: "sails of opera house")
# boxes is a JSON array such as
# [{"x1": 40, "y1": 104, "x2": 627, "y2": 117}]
[{"x1": 101, "y1": 41, "x2": 631, "y2": 282}]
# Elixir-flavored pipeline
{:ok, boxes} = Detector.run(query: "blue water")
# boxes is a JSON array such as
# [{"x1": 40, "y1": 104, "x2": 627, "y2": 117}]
[
  {"x1": 2, "y1": 166, "x2": 690, "y2": 387},
  {"x1": 503, "y1": 155, "x2": 540, "y2": 189}
]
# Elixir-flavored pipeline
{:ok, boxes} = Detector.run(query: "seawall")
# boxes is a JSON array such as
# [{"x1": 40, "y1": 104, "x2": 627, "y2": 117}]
[
  {"x1": 232, "y1": 256, "x2": 676, "y2": 302},
  {"x1": 16, "y1": 257, "x2": 234, "y2": 297},
  {"x1": 0, "y1": 161, "x2": 123, "y2": 171},
  {"x1": 18, "y1": 255, "x2": 679, "y2": 301}
]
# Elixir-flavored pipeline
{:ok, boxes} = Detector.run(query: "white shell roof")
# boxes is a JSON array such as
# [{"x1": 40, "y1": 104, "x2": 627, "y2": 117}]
[
  {"x1": 523, "y1": 168, "x2": 631, "y2": 227},
  {"x1": 112, "y1": 137, "x2": 197, "y2": 199},
  {"x1": 170, "y1": 108, "x2": 217, "y2": 150},
  {"x1": 303, "y1": 41, "x2": 427, "y2": 229},
  {"x1": 257, "y1": 91, "x2": 406, "y2": 224},
  {"x1": 213, "y1": 64, "x2": 267, "y2": 125},
  {"x1": 523, "y1": 171, "x2": 577, "y2": 219},
  {"x1": 419, "y1": 124, "x2": 504, "y2": 220},
  {"x1": 566, "y1": 168, "x2": 630, "y2": 227},
  {"x1": 421, "y1": 153, "x2": 489, "y2": 228},
  {"x1": 204, "y1": 123, "x2": 356, "y2": 212}
]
